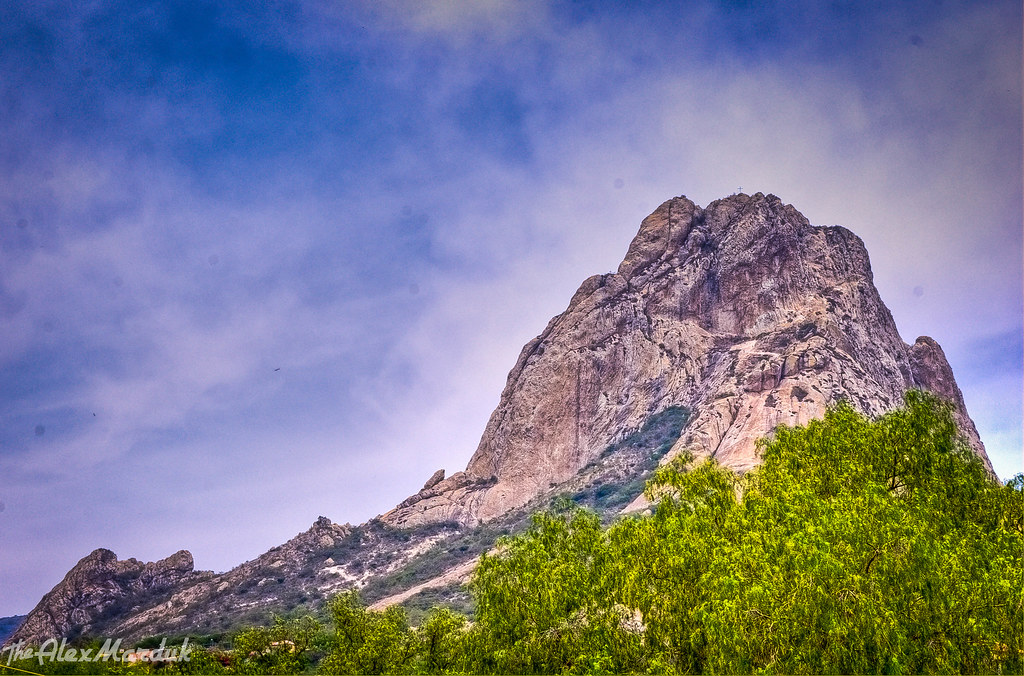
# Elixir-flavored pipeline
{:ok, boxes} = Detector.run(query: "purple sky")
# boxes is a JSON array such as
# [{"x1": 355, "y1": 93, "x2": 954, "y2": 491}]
[{"x1": 1, "y1": 0, "x2": 1021, "y2": 617}]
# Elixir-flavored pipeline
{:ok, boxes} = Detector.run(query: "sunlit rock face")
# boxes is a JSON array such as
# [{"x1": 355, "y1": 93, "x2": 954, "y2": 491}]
[{"x1": 382, "y1": 192, "x2": 990, "y2": 528}]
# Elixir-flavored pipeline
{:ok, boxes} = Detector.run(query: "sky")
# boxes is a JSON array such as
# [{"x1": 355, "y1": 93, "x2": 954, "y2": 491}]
[{"x1": 0, "y1": 0, "x2": 1020, "y2": 617}]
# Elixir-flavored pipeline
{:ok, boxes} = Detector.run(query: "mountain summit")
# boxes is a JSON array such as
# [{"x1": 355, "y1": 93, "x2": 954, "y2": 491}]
[
  {"x1": 382, "y1": 192, "x2": 989, "y2": 528},
  {"x1": 6, "y1": 192, "x2": 991, "y2": 646}
]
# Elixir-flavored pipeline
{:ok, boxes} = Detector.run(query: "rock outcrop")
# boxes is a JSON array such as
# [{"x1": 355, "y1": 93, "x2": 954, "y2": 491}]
[
  {"x1": 4, "y1": 517, "x2": 365, "y2": 645},
  {"x1": 382, "y1": 192, "x2": 990, "y2": 527},
  {"x1": 6, "y1": 549, "x2": 204, "y2": 645},
  {"x1": 97, "y1": 516, "x2": 355, "y2": 641}
]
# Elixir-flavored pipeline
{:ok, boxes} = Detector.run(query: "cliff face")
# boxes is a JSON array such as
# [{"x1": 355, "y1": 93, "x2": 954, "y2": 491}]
[
  {"x1": 8, "y1": 192, "x2": 991, "y2": 646},
  {"x1": 382, "y1": 192, "x2": 990, "y2": 527}
]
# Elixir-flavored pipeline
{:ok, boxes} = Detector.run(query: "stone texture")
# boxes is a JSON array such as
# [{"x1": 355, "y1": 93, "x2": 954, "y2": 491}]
[
  {"x1": 98, "y1": 516, "x2": 354, "y2": 641},
  {"x1": 422, "y1": 469, "x2": 446, "y2": 491},
  {"x1": 382, "y1": 193, "x2": 991, "y2": 528},
  {"x1": 7, "y1": 549, "x2": 203, "y2": 645},
  {"x1": 5, "y1": 517, "x2": 360, "y2": 646},
  {"x1": 908, "y1": 335, "x2": 987, "y2": 451}
]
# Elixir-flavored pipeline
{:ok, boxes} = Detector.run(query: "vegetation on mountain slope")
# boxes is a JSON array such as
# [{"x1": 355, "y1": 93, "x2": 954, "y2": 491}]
[
  {"x1": 4, "y1": 393, "x2": 1019, "y2": 674},
  {"x1": 361, "y1": 405, "x2": 689, "y2": 611},
  {"x1": 459, "y1": 391, "x2": 1021, "y2": 674}
]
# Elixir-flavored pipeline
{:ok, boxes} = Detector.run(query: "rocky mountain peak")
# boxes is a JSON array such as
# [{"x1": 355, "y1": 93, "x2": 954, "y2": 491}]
[
  {"x1": 382, "y1": 192, "x2": 990, "y2": 528},
  {"x1": 907, "y1": 335, "x2": 985, "y2": 446}
]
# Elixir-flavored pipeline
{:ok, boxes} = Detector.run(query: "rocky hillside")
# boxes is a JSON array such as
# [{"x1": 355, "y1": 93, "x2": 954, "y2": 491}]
[
  {"x1": 6, "y1": 549, "x2": 206, "y2": 644},
  {"x1": 5, "y1": 192, "x2": 991, "y2": 646},
  {"x1": 5, "y1": 407, "x2": 690, "y2": 644},
  {"x1": 382, "y1": 192, "x2": 989, "y2": 528}
]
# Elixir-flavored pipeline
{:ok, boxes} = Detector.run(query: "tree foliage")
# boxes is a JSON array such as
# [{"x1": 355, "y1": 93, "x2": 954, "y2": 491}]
[
  {"x1": 15, "y1": 392, "x2": 1013, "y2": 675},
  {"x1": 318, "y1": 591, "x2": 418, "y2": 674},
  {"x1": 306, "y1": 392, "x2": 1019, "y2": 674},
  {"x1": 231, "y1": 615, "x2": 320, "y2": 674},
  {"x1": 455, "y1": 391, "x2": 1023, "y2": 674}
]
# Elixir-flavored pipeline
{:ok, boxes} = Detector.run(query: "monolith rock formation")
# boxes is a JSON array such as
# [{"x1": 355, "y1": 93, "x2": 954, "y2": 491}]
[
  {"x1": 5, "y1": 192, "x2": 991, "y2": 646},
  {"x1": 380, "y1": 192, "x2": 989, "y2": 528}
]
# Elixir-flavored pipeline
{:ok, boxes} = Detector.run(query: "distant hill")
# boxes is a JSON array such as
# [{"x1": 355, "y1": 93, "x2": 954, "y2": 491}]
[{"x1": 0, "y1": 616, "x2": 25, "y2": 645}]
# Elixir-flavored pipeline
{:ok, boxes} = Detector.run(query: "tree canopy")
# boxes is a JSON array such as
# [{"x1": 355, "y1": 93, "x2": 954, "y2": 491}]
[
  {"x1": 6, "y1": 392, "x2": 1017, "y2": 675},
  {"x1": 454, "y1": 391, "x2": 1023, "y2": 674}
]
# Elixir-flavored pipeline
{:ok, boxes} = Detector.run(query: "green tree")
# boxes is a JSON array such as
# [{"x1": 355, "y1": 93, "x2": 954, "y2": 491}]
[
  {"x1": 467, "y1": 503, "x2": 647, "y2": 674},
  {"x1": 461, "y1": 391, "x2": 1023, "y2": 674},
  {"x1": 231, "y1": 615, "x2": 321, "y2": 674},
  {"x1": 414, "y1": 607, "x2": 469, "y2": 674},
  {"x1": 319, "y1": 591, "x2": 417, "y2": 674}
]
